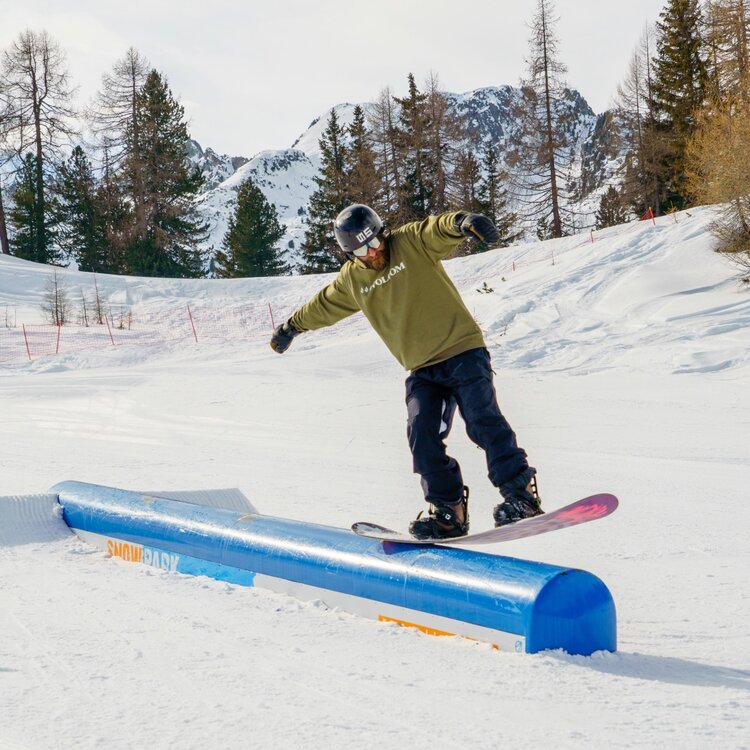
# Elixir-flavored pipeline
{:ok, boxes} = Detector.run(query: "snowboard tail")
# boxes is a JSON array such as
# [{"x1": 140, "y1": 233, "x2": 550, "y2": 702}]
[{"x1": 352, "y1": 493, "x2": 618, "y2": 546}]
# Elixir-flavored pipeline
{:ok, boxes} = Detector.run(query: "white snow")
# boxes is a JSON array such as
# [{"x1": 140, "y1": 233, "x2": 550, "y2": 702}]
[{"x1": 1, "y1": 206, "x2": 749, "y2": 749}]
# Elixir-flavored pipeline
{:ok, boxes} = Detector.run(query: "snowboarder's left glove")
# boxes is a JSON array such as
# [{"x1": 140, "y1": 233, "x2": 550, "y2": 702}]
[
  {"x1": 455, "y1": 212, "x2": 500, "y2": 244},
  {"x1": 270, "y1": 320, "x2": 300, "y2": 354}
]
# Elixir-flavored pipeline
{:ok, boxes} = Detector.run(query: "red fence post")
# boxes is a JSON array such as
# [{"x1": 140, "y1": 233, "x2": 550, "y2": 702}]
[
  {"x1": 22, "y1": 324, "x2": 31, "y2": 360},
  {"x1": 640, "y1": 207, "x2": 656, "y2": 225},
  {"x1": 187, "y1": 304, "x2": 198, "y2": 343}
]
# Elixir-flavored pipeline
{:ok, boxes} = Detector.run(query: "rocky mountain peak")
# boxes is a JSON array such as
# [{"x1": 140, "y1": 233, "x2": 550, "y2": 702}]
[{"x1": 191, "y1": 85, "x2": 629, "y2": 272}]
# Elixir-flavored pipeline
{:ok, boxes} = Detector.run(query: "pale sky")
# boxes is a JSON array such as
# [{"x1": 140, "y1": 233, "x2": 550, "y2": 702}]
[{"x1": 1, "y1": 0, "x2": 664, "y2": 157}]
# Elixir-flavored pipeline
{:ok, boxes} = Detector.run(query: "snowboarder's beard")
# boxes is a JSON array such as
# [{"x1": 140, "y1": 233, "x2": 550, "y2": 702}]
[{"x1": 360, "y1": 243, "x2": 390, "y2": 272}]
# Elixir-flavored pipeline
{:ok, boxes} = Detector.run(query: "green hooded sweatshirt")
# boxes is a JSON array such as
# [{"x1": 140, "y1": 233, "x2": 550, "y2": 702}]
[{"x1": 290, "y1": 212, "x2": 486, "y2": 371}]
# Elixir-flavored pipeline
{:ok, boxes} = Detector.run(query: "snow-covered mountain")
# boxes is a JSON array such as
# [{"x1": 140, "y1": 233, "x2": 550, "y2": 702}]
[
  {"x1": 185, "y1": 140, "x2": 249, "y2": 191},
  {"x1": 191, "y1": 86, "x2": 629, "y2": 272},
  {"x1": 446, "y1": 86, "x2": 628, "y2": 222},
  {"x1": 190, "y1": 105, "x2": 359, "y2": 270},
  {"x1": 194, "y1": 148, "x2": 320, "y2": 267}
]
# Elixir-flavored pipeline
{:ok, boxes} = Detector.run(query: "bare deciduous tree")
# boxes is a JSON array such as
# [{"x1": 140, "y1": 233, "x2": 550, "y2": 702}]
[
  {"x1": 516, "y1": 0, "x2": 570, "y2": 238},
  {"x1": 41, "y1": 268, "x2": 71, "y2": 325},
  {"x1": 368, "y1": 86, "x2": 402, "y2": 221},
  {"x1": 88, "y1": 47, "x2": 150, "y2": 167},
  {"x1": 0, "y1": 175, "x2": 9, "y2": 254},
  {"x1": 0, "y1": 92, "x2": 11, "y2": 254},
  {"x1": 0, "y1": 29, "x2": 77, "y2": 262},
  {"x1": 616, "y1": 26, "x2": 661, "y2": 213},
  {"x1": 705, "y1": 0, "x2": 750, "y2": 102},
  {"x1": 77, "y1": 288, "x2": 90, "y2": 327},
  {"x1": 424, "y1": 72, "x2": 464, "y2": 212},
  {"x1": 88, "y1": 48, "x2": 150, "y2": 249},
  {"x1": 92, "y1": 275, "x2": 106, "y2": 324},
  {"x1": 0, "y1": 56, "x2": 13, "y2": 254},
  {"x1": 687, "y1": 89, "x2": 750, "y2": 273}
]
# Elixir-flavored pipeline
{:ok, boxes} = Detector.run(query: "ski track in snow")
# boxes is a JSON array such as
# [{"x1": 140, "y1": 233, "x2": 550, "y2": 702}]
[{"x1": 1, "y1": 206, "x2": 749, "y2": 749}]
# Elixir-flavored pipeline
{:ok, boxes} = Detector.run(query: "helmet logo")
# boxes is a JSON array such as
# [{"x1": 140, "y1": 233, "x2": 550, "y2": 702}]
[{"x1": 355, "y1": 227, "x2": 374, "y2": 243}]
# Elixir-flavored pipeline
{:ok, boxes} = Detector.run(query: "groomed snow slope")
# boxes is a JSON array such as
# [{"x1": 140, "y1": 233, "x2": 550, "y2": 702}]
[{"x1": 0, "y1": 207, "x2": 749, "y2": 750}]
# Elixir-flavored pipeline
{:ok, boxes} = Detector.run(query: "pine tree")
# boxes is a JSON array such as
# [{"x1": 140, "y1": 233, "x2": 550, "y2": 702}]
[
  {"x1": 123, "y1": 70, "x2": 208, "y2": 277},
  {"x1": 647, "y1": 0, "x2": 708, "y2": 210},
  {"x1": 595, "y1": 185, "x2": 629, "y2": 229},
  {"x1": 8, "y1": 153, "x2": 63, "y2": 263},
  {"x1": 448, "y1": 143, "x2": 518, "y2": 256},
  {"x1": 346, "y1": 105, "x2": 379, "y2": 206},
  {"x1": 300, "y1": 109, "x2": 349, "y2": 273},
  {"x1": 536, "y1": 217, "x2": 553, "y2": 241},
  {"x1": 215, "y1": 177, "x2": 287, "y2": 277},
  {"x1": 478, "y1": 144, "x2": 519, "y2": 246},
  {"x1": 55, "y1": 146, "x2": 110, "y2": 272},
  {"x1": 393, "y1": 74, "x2": 433, "y2": 221},
  {"x1": 449, "y1": 148, "x2": 483, "y2": 257},
  {"x1": 8, "y1": 154, "x2": 40, "y2": 261},
  {"x1": 452, "y1": 148, "x2": 483, "y2": 214}
]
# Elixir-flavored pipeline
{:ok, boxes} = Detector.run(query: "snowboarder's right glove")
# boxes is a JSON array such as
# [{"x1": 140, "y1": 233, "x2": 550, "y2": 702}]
[
  {"x1": 270, "y1": 320, "x2": 300, "y2": 354},
  {"x1": 454, "y1": 212, "x2": 500, "y2": 245}
]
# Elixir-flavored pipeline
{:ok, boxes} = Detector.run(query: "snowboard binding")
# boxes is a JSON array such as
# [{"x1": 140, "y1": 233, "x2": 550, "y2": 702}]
[
  {"x1": 494, "y1": 469, "x2": 543, "y2": 527},
  {"x1": 409, "y1": 486, "x2": 470, "y2": 540}
]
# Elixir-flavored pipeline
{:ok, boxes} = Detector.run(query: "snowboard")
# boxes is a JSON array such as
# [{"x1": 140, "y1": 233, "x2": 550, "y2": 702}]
[{"x1": 351, "y1": 493, "x2": 618, "y2": 546}]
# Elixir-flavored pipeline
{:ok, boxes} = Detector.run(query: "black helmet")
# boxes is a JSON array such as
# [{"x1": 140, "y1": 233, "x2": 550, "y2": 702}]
[{"x1": 334, "y1": 204, "x2": 384, "y2": 257}]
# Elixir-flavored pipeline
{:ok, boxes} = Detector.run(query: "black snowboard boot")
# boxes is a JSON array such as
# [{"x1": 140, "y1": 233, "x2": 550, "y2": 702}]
[
  {"x1": 409, "y1": 487, "x2": 470, "y2": 540},
  {"x1": 493, "y1": 468, "x2": 543, "y2": 527}
]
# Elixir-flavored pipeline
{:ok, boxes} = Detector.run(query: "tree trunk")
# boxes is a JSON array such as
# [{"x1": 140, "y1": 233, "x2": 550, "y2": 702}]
[
  {"x1": 30, "y1": 65, "x2": 47, "y2": 263},
  {"x1": 131, "y1": 70, "x2": 146, "y2": 242},
  {"x1": 34, "y1": 107, "x2": 46, "y2": 262},
  {"x1": 735, "y1": 196, "x2": 750, "y2": 236},
  {"x1": 633, "y1": 71, "x2": 649, "y2": 212},
  {"x1": 739, "y1": 0, "x2": 749, "y2": 99},
  {"x1": 0, "y1": 178, "x2": 10, "y2": 254},
  {"x1": 541, "y1": 9, "x2": 563, "y2": 238},
  {"x1": 643, "y1": 32, "x2": 662, "y2": 216}
]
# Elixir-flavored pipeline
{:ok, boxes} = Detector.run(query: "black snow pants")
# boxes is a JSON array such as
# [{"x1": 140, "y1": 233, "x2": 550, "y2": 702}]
[{"x1": 405, "y1": 347, "x2": 529, "y2": 505}]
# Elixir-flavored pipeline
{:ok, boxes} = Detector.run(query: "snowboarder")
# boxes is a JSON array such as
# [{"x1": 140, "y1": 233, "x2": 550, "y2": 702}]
[{"x1": 270, "y1": 204, "x2": 542, "y2": 539}]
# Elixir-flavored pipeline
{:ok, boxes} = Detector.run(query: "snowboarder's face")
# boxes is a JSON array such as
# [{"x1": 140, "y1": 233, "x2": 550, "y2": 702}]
[{"x1": 359, "y1": 238, "x2": 389, "y2": 272}]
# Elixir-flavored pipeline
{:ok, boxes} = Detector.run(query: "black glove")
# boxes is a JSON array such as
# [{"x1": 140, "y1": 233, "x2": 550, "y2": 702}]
[
  {"x1": 454, "y1": 212, "x2": 500, "y2": 245},
  {"x1": 270, "y1": 320, "x2": 300, "y2": 354}
]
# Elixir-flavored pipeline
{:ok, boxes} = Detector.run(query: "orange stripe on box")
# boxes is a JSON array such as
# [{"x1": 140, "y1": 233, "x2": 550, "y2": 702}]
[
  {"x1": 378, "y1": 615, "x2": 500, "y2": 649},
  {"x1": 378, "y1": 615, "x2": 455, "y2": 637}
]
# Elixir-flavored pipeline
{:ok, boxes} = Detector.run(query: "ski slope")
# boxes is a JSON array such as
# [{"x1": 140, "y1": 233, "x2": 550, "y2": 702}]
[{"x1": 1, "y1": 207, "x2": 749, "y2": 749}]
